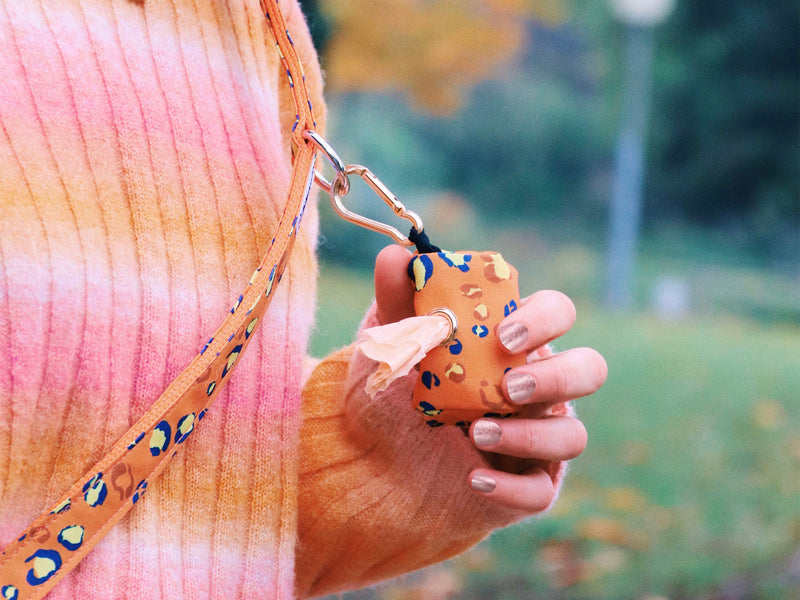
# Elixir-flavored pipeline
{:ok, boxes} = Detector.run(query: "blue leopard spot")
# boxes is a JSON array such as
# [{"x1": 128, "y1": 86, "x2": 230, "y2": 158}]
[
  {"x1": 83, "y1": 473, "x2": 106, "y2": 507},
  {"x1": 448, "y1": 338, "x2": 463, "y2": 355},
  {"x1": 50, "y1": 498, "x2": 71, "y2": 515},
  {"x1": 417, "y1": 401, "x2": 442, "y2": 416},
  {"x1": 24, "y1": 549, "x2": 62, "y2": 586},
  {"x1": 221, "y1": 344, "x2": 243, "y2": 379},
  {"x1": 421, "y1": 371, "x2": 440, "y2": 390},
  {"x1": 438, "y1": 251, "x2": 472, "y2": 272},
  {"x1": 206, "y1": 380, "x2": 217, "y2": 396},
  {"x1": 407, "y1": 255, "x2": 434, "y2": 291},
  {"x1": 472, "y1": 325, "x2": 489, "y2": 338},
  {"x1": 504, "y1": 300, "x2": 518, "y2": 317},
  {"x1": 127, "y1": 431, "x2": 145, "y2": 450},
  {"x1": 2, "y1": 585, "x2": 19, "y2": 600},
  {"x1": 57, "y1": 525, "x2": 84, "y2": 552},
  {"x1": 132, "y1": 480, "x2": 148, "y2": 504},
  {"x1": 245, "y1": 317, "x2": 258, "y2": 339},
  {"x1": 425, "y1": 420, "x2": 444, "y2": 428},
  {"x1": 265, "y1": 265, "x2": 277, "y2": 297},
  {"x1": 149, "y1": 421, "x2": 171, "y2": 457},
  {"x1": 230, "y1": 294, "x2": 243, "y2": 314},
  {"x1": 174, "y1": 413, "x2": 196, "y2": 444}
]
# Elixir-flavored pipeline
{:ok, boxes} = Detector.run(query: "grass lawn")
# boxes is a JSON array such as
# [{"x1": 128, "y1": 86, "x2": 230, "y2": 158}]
[{"x1": 311, "y1": 254, "x2": 800, "y2": 600}]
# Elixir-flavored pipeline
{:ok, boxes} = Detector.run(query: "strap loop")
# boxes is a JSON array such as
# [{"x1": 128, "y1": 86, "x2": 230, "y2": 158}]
[
  {"x1": 303, "y1": 130, "x2": 350, "y2": 196},
  {"x1": 408, "y1": 227, "x2": 442, "y2": 254}
]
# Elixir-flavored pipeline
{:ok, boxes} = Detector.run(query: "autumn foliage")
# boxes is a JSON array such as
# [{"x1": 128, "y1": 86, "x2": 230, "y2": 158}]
[{"x1": 320, "y1": 0, "x2": 563, "y2": 113}]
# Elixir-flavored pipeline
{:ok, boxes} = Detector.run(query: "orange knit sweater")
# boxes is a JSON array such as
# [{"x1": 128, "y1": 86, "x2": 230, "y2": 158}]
[{"x1": 0, "y1": 1, "x2": 563, "y2": 597}]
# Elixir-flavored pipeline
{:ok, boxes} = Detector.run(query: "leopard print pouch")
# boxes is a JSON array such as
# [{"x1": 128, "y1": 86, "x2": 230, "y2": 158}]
[{"x1": 408, "y1": 251, "x2": 527, "y2": 427}]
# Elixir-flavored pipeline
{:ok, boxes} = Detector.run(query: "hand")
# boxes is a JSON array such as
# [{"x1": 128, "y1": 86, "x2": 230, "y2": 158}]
[{"x1": 374, "y1": 245, "x2": 607, "y2": 514}]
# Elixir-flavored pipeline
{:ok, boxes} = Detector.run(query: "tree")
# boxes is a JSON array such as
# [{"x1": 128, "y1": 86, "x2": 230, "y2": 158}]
[
  {"x1": 317, "y1": 0, "x2": 563, "y2": 113},
  {"x1": 648, "y1": 1, "x2": 799, "y2": 255}
]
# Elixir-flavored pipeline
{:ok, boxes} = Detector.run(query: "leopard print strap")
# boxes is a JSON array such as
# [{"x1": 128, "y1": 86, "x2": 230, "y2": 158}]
[{"x1": 0, "y1": 2, "x2": 316, "y2": 598}]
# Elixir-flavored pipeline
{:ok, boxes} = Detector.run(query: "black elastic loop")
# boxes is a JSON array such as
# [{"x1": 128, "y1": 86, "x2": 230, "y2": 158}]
[{"x1": 409, "y1": 227, "x2": 441, "y2": 254}]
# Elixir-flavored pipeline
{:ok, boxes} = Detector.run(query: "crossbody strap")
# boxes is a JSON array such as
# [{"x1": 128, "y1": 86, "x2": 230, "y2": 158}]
[{"x1": 0, "y1": 2, "x2": 316, "y2": 598}]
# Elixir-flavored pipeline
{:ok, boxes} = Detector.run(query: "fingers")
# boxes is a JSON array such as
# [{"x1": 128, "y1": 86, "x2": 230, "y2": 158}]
[
  {"x1": 469, "y1": 466, "x2": 556, "y2": 512},
  {"x1": 467, "y1": 415, "x2": 588, "y2": 512},
  {"x1": 470, "y1": 416, "x2": 587, "y2": 461},
  {"x1": 374, "y1": 245, "x2": 414, "y2": 325},
  {"x1": 497, "y1": 290, "x2": 576, "y2": 354},
  {"x1": 503, "y1": 347, "x2": 608, "y2": 405}
]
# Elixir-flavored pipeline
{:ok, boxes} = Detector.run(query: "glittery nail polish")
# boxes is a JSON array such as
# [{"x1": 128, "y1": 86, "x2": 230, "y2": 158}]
[
  {"x1": 470, "y1": 472, "x2": 497, "y2": 493},
  {"x1": 506, "y1": 372, "x2": 536, "y2": 404},
  {"x1": 498, "y1": 321, "x2": 529, "y2": 353},
  {"x1": 472, "y1": 420, "x2": 502, "y2": 447}
]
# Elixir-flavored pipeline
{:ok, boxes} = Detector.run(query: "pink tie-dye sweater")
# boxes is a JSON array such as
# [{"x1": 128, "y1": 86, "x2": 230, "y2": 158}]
[{"x1": 0, "y1": 1, "x2": 564, "y2": 598}]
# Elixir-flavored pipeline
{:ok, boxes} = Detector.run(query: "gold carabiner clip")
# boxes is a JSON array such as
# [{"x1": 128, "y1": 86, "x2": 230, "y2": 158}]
[
  {"x1": 330, "y1": 165, "x2": 423, "y2": 247},
  {"x1": 303, "y1": 130, "x2": 423, "y2": 247}
]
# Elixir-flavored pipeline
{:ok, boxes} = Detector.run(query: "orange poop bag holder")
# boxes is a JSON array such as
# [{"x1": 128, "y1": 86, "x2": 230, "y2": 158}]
[
  {"x1": 408, "y1": 250, "x2": 527, "y2": 426},
  {"x1": 357, "y1": 249, "x2": 527, "y2": 428}
]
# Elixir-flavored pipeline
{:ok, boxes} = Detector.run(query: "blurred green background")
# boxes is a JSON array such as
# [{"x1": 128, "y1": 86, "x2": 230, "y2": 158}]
[{"x1": 301, "y1": 0, "x2": 800, "y2": 598}]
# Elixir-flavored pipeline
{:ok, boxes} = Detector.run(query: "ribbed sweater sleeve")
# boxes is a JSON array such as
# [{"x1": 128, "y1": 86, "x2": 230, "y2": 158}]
[
  {"x1": 0, "y1": 1, "x2": 324, "y2": 597},
  {"x1": 296, "y1": 305, "x2": 570, "y2": 598}
]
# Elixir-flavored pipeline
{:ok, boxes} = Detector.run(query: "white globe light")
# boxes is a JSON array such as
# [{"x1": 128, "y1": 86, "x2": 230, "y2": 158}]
[{"x1": 611, "y1": 0, "x2": 675, "y2": 26}]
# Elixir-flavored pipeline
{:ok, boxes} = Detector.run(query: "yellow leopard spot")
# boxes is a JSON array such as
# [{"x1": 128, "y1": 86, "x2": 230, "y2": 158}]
[
  {"x1": 51, "y1": 498, "x2": 70, "y2": 514},
  {"x1": 85, "y1": 483, "x2": 105, "y2": 507},
  {"x1": 473, "y1": 304, "x2": 489, "y2": 321},
  {"x1": 61, "y1": 527, "x2": 82, "y2": 545},
  {"x1": 177, "y1": 414, "x2": 195, "y2": 437},
  {"x1": 246, "y1": 317, "x2": 258, "y2": 337},
  {"x1": 459, "y1": 283, "x2": 483, "y2": 298},
  {"x1": 411, "y1": 257, "x2": 430, "y2": 291},
  {"x1": 58, "y1": 525, "x2": 84, "y2": 550},
  {"x1": 441, "y1": 251, "x2": 470, "y2": 268},
  {"x1": 32, "y1": 556, "x2": 58, "y2": 579},
  {"x1": 483, "y1": 253, "x2": 512, "y2": 282},
  {"x1": 149, "y1": 429, "x2": 167, "y2": 453},
  {"x1": 444, "y1": 363, "x2": 467, "y2": 383}
]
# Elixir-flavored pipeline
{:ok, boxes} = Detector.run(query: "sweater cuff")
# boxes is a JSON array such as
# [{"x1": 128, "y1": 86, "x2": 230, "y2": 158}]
[{"x1": 296, "y1": 302, "x2": 569, "y2": 597}]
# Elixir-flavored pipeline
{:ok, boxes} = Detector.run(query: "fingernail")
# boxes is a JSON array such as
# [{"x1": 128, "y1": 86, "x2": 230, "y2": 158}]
[
  {"x1": 506, "y1": 372, "x2": 536, "y2": 404},
  {"x1": 470, "y1": 472, "x2": 497, "y2": 494},
  {"x1": 498, "y1": 321, "x2": 529, "y2": 353},
  {"x1": 472, "y1": 420, "x2": 502, "y2": 447}
]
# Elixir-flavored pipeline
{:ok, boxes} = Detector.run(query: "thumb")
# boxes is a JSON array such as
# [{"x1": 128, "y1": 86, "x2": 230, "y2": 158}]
[{"x1": 374, "y1": 245, "x2": 415, "y2": 325}]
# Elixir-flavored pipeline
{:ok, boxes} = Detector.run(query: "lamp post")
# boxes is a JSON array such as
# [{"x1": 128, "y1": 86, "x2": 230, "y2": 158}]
[{"x1": 605, "y1": 0, "x2": 674, "y2": 310}]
